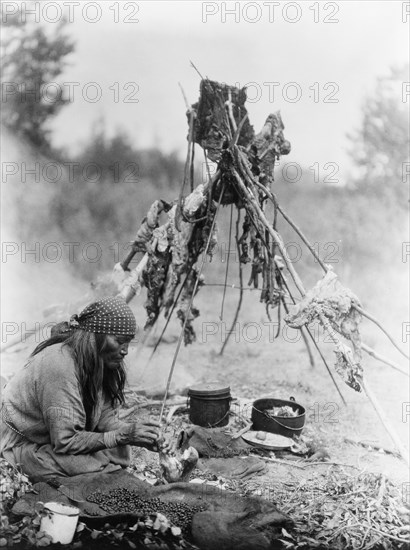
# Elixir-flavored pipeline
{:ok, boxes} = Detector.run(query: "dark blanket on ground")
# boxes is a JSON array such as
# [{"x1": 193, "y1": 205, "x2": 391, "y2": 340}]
[
  {"x1": 184, "y1": 426, "x2": 252, "y2": 458},
  {"x1": 12, "y1": 469, "x2": 291, "y2": 549}
]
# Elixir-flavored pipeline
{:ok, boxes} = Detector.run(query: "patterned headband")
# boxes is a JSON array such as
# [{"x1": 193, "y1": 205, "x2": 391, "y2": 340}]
[{"x1": 68, "y1": 296, "x2": 137, "y2": 336}]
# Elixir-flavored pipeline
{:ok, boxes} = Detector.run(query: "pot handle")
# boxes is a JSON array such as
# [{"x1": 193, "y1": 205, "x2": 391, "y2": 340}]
[{"x1": 289, "y1": 396, "x2": 296, "y2": 402}]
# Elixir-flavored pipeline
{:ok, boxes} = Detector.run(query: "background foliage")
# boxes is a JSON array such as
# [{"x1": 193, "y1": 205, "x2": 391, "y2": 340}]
[{"x1": 1, "y1": 13, "x2": 408, "y2": 286}]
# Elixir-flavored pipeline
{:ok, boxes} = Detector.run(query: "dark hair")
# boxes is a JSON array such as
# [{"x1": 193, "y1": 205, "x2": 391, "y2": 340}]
[{"x1": 31, "y1": 329, "x2": 126, "y2": 430}]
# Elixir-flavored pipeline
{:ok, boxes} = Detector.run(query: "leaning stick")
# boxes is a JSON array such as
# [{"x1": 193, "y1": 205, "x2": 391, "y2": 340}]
[
  {"x1": 147, "y1": 271, "x2": 192, "y2": 363},
  {"x1": 252, "y1": 181, "x2": 329, "y2": 273},
  {"x1": 178, "y1": 82, "x2": 190, "y2": 111},
  {"x1": 318, "y1": 310, "x2": 409, "y2": 465},
  {"x1": 354, "y1": 305, "x2": 409, "y2": 360},
  {"x1": 118, "y1": 251, "x2": 162, "y2": 360},
  {"x1": 189, "y1": 60, "x2": 206, "y2": 81},
  {"x1": 219, "y1": 203, "x2": 234, "y2": 321},
  {"x1": 235, "y1": 147, "x2": 403, "y2": 392},
  {"x1": 275, "y1": 201, "x2": 327, "y2": 271},
  {"x1": 273, "y1": 200, "x2": 409, "y2": 363},
  {"x1": 119, "y1": 201, "x2": 170, "y2": 272},
  {"x1": 361, "y1": 343, "x2": 409, "y2": 376},
  {"x1": 252, "y1": 179, "x2": 409, "y2": 372},
  {"x1": 232, "y1": 168, "x2": 306, "y2": 297},
  {"x1": 303, "y1": 325, "x2": 347, "y2": 405},
  {"x1": 176, "y1": 111, "x2": 196, "y2": 230},
  {"x1": 220, "y1": 209, "x2": 244, "y2": 355},
  {"x1": 230, "y1": 115, "x2": 249, "y2": 147},
  {"x1": 300, "y1": 326, "x2": 315, "y2": 368},
  {"x1": 223, "y1": 193, "x2": 318, "y2": 371},
  {"x1": 361, "y1": 379, "x2": 409, "y2": 467},
  {"x1": 119, "y1": 252, "x2": 150, "y2": 303},
  {"x1": 220, "y1": 191, "x2": 344, "y2": 401},
  {"x1": 158, "y1": 185, "x2": 226, "y2": 424},
  {"x1": 226, "y1": 89, "x2": 237, "y2": 132}
]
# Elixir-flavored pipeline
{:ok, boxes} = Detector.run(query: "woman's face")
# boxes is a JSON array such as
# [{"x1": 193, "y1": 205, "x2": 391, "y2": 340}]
[{"x1": 101, "y1": 334, "x2": 134, "y2": 369}]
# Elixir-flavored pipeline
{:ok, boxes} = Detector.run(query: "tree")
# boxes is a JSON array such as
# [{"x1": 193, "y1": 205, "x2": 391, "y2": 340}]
[
  {"x1": 348, "y1": 65, "x2": 410, "y2": 206},
  {"x1": 74, "y1": 124, "x2": 184, "y2": 188},
  {"x1": 0, "y1": 8, "x2": 74, "y2": 152}
]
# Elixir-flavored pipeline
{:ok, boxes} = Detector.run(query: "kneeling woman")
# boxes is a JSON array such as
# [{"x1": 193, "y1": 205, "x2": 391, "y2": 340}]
[{"x1": 1, "y1": 297, "x2": 162, "y2": 482}]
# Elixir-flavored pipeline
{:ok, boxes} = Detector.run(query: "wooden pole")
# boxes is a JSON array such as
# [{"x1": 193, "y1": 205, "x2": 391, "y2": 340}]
[
  {"x1": 361, "y1": 343, "x2": 409, "y2": 377},
  {"x1": 249, "y1": 178, "x2": 409, "y2": 378},
  {"x1": 355, "y1": 306, "x2": 409, "y2": 360},
  {"x1": 220, "y1": 209, "x2": 244, "y2": 355},
  {"x1": 318, "y1": 310, "x2": 409, "y2": 465},
  {"x1": 158, "y1": 185, "x2": 226, "y2": 424},
  {"x1": 232, "y1": 168, "x2": 307, "y2": 297},
  {"x1": 253, "y1": 181, "x2": 329, "y2": 273},
  {"x1": 118, "y1": 252, "x2": 149, "y2": 302},
  {"x1": 362, "y1": 379, "x2": 409, "y2": 467}
]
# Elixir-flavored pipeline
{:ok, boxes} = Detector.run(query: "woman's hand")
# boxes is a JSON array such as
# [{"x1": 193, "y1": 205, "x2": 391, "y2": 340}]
[{"x1": 115, "y1": 421, "x2": 161, "y2": 450}]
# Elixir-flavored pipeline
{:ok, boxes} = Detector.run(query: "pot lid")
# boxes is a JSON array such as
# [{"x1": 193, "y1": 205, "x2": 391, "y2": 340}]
[{"x1": 188, "y1": 382, "x2": 230, "y2": 396}]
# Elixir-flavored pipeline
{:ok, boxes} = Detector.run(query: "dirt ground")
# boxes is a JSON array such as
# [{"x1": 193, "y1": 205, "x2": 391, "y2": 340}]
[
  {"x1": 129, "y1": 287, "x2": 409, "y2": 486},
  {"x1": 2, "y1": 263, "x2": 409, "y2": 496}
]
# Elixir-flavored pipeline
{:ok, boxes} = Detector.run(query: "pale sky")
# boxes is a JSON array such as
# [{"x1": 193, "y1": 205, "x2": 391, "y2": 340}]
[{"x1": 31, "y1": 1, "x2": 410, "y2": 179}]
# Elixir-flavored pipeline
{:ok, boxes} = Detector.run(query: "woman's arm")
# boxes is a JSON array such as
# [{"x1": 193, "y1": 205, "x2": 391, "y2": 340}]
[
  {"x1": 96, "y1": 397, "x2": 131, "y2": 433},
  {"x1": 37, "y1": 348, "x2": 161, "y2": 454},
  {"x1": 37, "y1": 352, "x2": 118, "y2": 454},
  {"x1": 97, "y1": 398, "x2": 162, "y2": 451}
]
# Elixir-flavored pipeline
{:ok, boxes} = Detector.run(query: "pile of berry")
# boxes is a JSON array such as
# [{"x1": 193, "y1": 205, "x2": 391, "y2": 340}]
[{"x1": 87, "y1": 488, "x2": 207, "y2": 532}]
